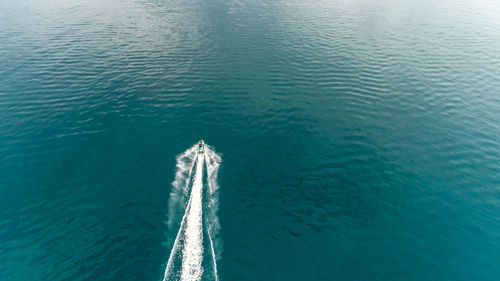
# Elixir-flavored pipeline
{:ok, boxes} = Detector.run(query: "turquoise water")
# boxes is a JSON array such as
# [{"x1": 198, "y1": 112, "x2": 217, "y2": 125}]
[{"x1": 2, "y1": 0, "x2": 500, "y2": 280}]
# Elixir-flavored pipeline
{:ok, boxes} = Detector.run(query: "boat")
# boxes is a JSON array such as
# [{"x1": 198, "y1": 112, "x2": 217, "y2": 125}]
[{"x1": 198, "y1": 140, "x2": 205, "y2": 154}]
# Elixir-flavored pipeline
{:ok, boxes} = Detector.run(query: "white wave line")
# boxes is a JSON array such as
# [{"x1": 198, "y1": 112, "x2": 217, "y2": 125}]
[
  {"x1": 208, "y1": 231, "x2": 219, "y2": 281},
  {"x1": 164, "y1": 146, "x2": 198, "y2": 280},
  {"x1": 205, "y1": 148, "x2": 221, "y2": 281},
  {"x1": 183, "y1": 158, "x2": 196, "y2": 196},
  {"x1": 164, "y1": 180, "x2": 194, "y2": 280},
  {"x1": 168, "y1": 146, "x2": 197, "y2": 228}
]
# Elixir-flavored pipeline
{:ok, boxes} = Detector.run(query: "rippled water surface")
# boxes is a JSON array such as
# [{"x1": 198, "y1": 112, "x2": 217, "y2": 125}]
[{"x1": 2, "y1": 0, "x2": 500, "y2": 280}]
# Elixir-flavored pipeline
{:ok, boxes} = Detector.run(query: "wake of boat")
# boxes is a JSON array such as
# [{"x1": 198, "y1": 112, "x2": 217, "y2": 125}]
[{"x1": 164, "y1": 143, "x2": 221, "y2": 281}]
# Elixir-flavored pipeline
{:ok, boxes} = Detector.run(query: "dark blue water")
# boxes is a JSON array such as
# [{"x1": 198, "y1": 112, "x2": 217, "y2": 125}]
[{"x1": 2, "y1": 0, "x2": 500, "y2": 280}]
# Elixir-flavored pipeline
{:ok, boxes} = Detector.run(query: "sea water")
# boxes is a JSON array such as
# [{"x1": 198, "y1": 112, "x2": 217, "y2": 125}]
[{"x1": 1, "y1": 0, "x2": 500, "y2": 280}]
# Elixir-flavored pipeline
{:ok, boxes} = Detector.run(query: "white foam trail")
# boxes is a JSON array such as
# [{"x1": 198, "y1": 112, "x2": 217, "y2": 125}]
[
  {"x1": 180, "y1": 153, "x2": 205, "y2": 281},
  {"x1": 164, "y1": 143, "x2": 221, "y2": 281}
]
